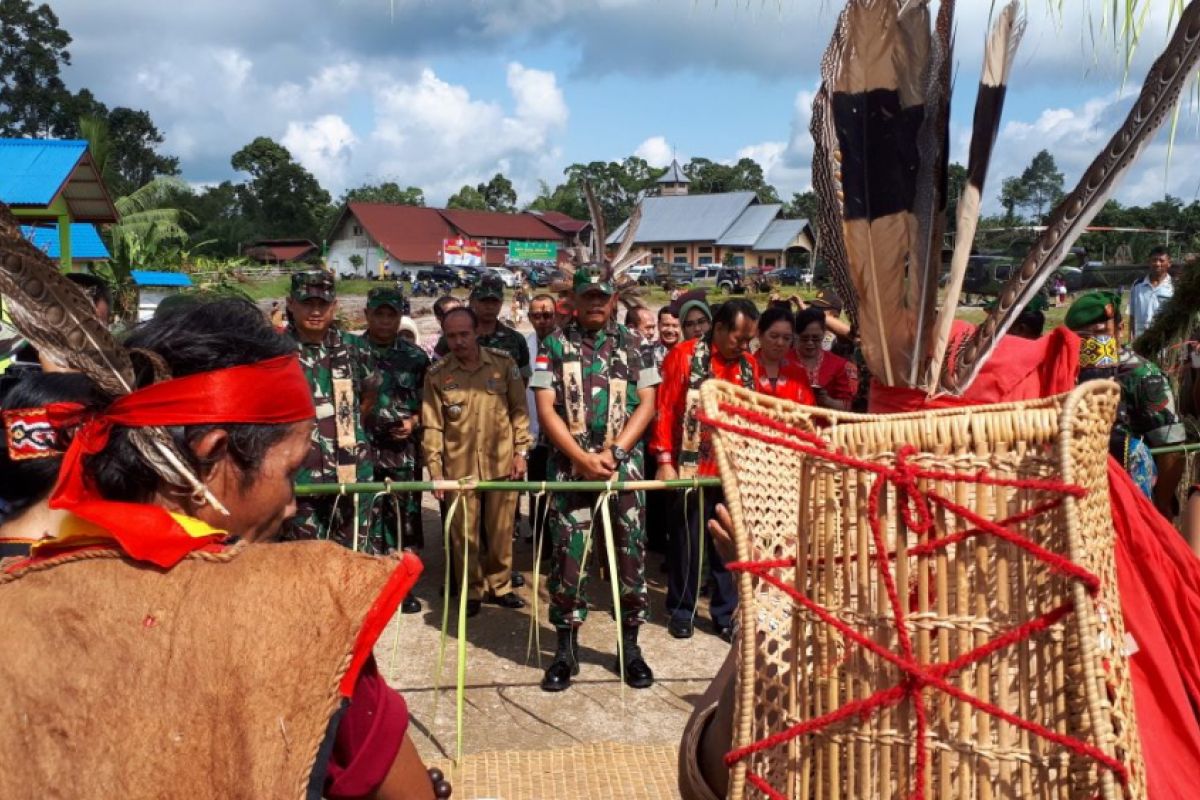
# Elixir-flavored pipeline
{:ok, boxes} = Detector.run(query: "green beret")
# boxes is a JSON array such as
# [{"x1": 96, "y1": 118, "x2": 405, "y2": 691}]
[
  {"x1": 572, "y1": 265, "x2": 613, "y2": 295},
  {"x1": 1065, "y1": 291, "x2": 1121, "y2": 331}
]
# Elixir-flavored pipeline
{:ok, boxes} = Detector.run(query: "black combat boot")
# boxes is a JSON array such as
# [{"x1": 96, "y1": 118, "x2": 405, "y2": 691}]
[
  {"x1": 619, "y1": 624, "x2": 654, "y2": 689},
  {"x1": 540, "y1": 627, "x2": 580, "y2": 692}
]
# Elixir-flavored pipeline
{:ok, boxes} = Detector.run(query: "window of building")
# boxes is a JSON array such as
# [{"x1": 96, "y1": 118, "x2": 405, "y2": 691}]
[
  {"x1": 763, "y1": 257, "x2": 777, "y2": 268},
  {"x1": 698, "y1": 256, "x2": 713, "y2": 265},
  {"x1": 673, "y1": 247, "x2": 688, "y2": 255},
  {"x1": 698, "y1": 246, "x2": 713, "y2": 254},
  {"x1": 353, "y1": 225, "x2": 363, "y2": 236},
  {"x1": 673, "y1": 256, "x2": 688, "y2": 264},
  {"x1": 651, "y1": 248, "x2": 664, "y2": 256}
]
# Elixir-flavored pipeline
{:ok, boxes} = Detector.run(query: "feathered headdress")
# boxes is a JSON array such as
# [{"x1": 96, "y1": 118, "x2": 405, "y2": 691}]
[
  {"x1": 560, "y1": 181, "x2": 648, "y2": 307},
  {"x1": 0, "y1": 202, "x2": 228, "y2": 513},
  {"x1": 813, "y1": 0, "x2": 1200, "y2": 396}
]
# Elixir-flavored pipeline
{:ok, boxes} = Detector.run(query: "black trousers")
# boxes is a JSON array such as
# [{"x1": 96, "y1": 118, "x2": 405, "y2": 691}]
[
  {"x1": 665, "y1": 486, "x2": 737, "y2": 627},
  {"x1": 645, "y1": 460, "x2": 672, "y2": 554}
]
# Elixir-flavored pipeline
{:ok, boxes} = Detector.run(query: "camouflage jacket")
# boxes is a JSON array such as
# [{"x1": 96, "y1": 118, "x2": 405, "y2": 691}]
[
  {"x1": 289, "y1": 326, "x2": 374, "y2": 484},
  {"x1": 436, "y1": 322, "x2": 531, "y2": 379},
  {"x1": 1081, "y1": 350, "x2": 1187, "y2": 447},
  {"x1": 346, "y1": 333, "x2": 430, "y2": 470},
  {"x1": 531, "y1": 319, "x2": 660, "y2": 468}
]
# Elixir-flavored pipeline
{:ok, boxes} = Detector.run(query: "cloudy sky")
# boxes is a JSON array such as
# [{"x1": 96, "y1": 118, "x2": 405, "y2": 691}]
[{"x1": 50, "y1": 0, "x2": 1199, "y2": 211}]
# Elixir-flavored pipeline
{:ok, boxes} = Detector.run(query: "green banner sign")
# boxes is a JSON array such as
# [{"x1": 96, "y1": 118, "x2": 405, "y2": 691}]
[{"x1": 507, "y1": 240, "x2": 558, "y2": 264}]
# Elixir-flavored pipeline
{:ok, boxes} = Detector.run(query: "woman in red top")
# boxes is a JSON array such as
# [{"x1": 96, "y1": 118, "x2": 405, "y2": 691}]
[
  {"x1": 754, "y1": 305, "x2": 814, "y2": 405},
  {"x1": 793, "y1": 307, "x2": 857, "y2": 411}
]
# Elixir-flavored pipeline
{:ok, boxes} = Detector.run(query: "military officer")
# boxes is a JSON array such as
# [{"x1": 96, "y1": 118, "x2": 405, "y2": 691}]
[
  {"x1": 436, "y1": 274, "x2": 531, "y2": 381},
  {"x1": 282, "y1": 270, "x2": 377, "y2": 549},
  {"x1": 347, "y1": 286, "x2": 429, "y2": 614},
  {"x1": 532, "y1": 266, "x2": 660, "y2": 693},
  {"x1": 422, "y1": 307, "x2": 532, "y2": 616}
]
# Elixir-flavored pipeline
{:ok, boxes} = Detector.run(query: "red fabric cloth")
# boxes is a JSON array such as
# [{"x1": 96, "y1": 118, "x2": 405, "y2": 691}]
[
  {"x1": 325, "y1": 656, "x2": 409, "y2": 800},
  {"x1": 756, "y1": 359, "x2": 815, "y2": 405},
  {"x1": 45, "y1": 355, "x2": 315, "y2": 568},
  {"x1": 651, "y1": 337, "x2": 759, "y2": 476},
  {"x1": 792, "y1": 352, "x2": 858, "y2": 404},
  {"x1": 870, "y1": 325, "x2": 1200, "y2": 799}
]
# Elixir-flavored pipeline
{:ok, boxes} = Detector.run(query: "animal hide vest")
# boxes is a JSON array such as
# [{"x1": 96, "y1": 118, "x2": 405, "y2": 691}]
[{"x1": 0, "y1": 540, "x2": 417, "y2": 799}]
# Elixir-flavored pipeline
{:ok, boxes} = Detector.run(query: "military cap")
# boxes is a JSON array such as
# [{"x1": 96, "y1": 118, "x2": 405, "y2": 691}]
[
  {"x1": 1065, "y1": 291, "x2": 1121, "y2": 331},
  {"x1": 366, "y1": 286, "x2": 407, "y2": 311},
  {"x1": 572, "y1": 265, "x2": 614, "y2": 295},
  {"x1": 470, "y1": 273, "x2": 505, "y2": 300},
  {"x1": 809, "y1": 287, "x2": 845, "y2": 312},
  {"x1": 290, "y1": 269, "x2": 335, "y2": 302}
]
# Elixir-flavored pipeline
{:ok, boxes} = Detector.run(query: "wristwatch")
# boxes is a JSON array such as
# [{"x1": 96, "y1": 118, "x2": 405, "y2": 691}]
[{"x1": 611, "y1": 444, "x2": 630, "y2": 464}]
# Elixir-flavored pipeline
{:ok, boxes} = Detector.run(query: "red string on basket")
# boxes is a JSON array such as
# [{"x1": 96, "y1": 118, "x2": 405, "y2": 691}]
[{"x1": 697, "y1": 401, "x2": 1128, "y2": 800}]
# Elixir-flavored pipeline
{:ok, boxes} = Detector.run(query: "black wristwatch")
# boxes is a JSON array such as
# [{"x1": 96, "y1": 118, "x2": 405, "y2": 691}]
[{"x1": 611, "y1": 444, "x2": 630, "y2": 464}]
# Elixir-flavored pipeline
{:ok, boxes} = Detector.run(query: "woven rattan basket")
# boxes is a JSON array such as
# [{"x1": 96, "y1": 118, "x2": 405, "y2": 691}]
[{"x1": 701, "y1": 380, "x2": 1143, "y2": 800}]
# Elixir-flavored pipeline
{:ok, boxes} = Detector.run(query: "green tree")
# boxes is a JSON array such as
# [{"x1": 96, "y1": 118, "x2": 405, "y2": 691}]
[
  {"x1": 478, "y1": 172, "x2": 517, "y2": 212},
  {"x1": 782, "y1": 190, "x2": 819, "y2": 220},
  {"x1": 446, "y1": 184, "x2": 489, "y2": 211},
  {"x1": 562, "y1": 156, "x2": 663, "y2": 230},
  {"x1": 170, "y1": 181, "x2": 258, "y2": 259},
  {"x1": 526, "y1": 179, "x2": 588, "y2": 220},
  {"x1": 946, "y1": 162, "x2": 969, "y2": 230},
  {"x1": 1000, "y1": 150, "x2": 1065, "y2": 223},
  {"x1": 0, "y1": 0, "x2": 72, "y2": 136},
  {"x1": 103, "y1": 107, "x2": 180, "y2": 196},
  {"x1": 231, "y1": 137, "x2": 332, "y2": 240},
  {"x1": 683, "y1": 156, "x2": 780, "y2": 203},
  {"x1": 342, "y1": 182, "x2": 425, "y2": 206}
]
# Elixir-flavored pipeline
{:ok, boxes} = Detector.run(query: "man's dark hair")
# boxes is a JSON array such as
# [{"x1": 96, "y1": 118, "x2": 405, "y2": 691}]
[
  {"x1": 624, "y1": 306, "x2": 653, "y2": 328},
  {"x1": 433, "y1": 295, "x2": 460, "y2": 321},
  {"x1": 88, "y1": 298, "x2": 299, "y2": 502},
  {"x1": 531, "y1": 293, "x2": 556, "y2": 306},
  {"x1": 795, "y1": 307, "x2": 827, "y2": 332},
  {"x1": 442, "y1": 306, "x2": 478, "y2": 328},
  {"x1": 757, "y1": 305, "x2": 795, "y2": 335},
  {"x1": 0, "y1": 373, "x2": 106, "y2": 513},
  {"x1": 66, "y1": 272, "x2": 112, "y2": 308},
  {"x1": 657, "y1": 306, "x2": 678, "y2": 322},
  {"x1": 1149, "y1": 245, "x2": 1169, "y2": 259},
  {"x1": 711, "y1": 298, "x2": 759, "y2": 333}
]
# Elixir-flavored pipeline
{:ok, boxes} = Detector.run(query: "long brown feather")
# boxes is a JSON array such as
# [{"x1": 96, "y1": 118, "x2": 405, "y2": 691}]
[
  {"x1": 582, "y1": 182, "x2": 608, "y2": 271},
  {"x1": 925, "y1": 0, "x2": 1024, "y2": 393},
  {"x1": 945, "y1": 0, "x2": 1200, "y2": 393},
  {"x1": 825, "y1": 0, "x2": 929, "y2": 386},
  {"x1": 610, "y1": 202, "x2": 643, "y2": 269},
  {"x1": 809, "y1": 82, "x2": 859, "y2": 330},
  {"x1": 907, "y1": 0, "x2": 954, "y2": 385},
  {"x1": 0, "y1": 202, "x2": 228, "y2": 514}
]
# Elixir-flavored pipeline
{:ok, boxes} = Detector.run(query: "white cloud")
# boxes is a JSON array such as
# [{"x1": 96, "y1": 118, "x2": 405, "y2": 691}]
[
  {"x1": 634, "y1": 136, "x2": 676, "y2": 167},
  {"x1": 282, "y1": 115, "x2": 358, "y2": 189},
  {"x1": 736, "y1": 88, "x2": 815, "y2": 198}
]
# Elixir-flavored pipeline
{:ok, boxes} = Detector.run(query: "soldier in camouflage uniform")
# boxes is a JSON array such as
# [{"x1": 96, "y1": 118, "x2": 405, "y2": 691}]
[
  {"x1": 1067, "y1": 291, "x2": 1187, "y2": 512},
  {"x1": 346, "y1": 287, "x2": 429, "y2": 613},
  {"x1": 531, "y1": 266, "x2": 661, "y2": 692},
  {"x1": 282, "y1": 270, "x2": 377, "y2": 550}
]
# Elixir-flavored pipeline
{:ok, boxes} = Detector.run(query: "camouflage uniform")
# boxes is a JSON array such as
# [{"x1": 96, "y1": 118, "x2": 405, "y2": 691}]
[
  {"x1": 283, "y1": 272, "x2": 377, "y2": 551},
  {"x1": 346, "y1": 310, "x2": 429, "y2": 552},
  {"x1": 531, "y1": 315, "x2": 661, "y2": 629},
  {"x1": 435, "y1": 323, "x2": 531, "y2": 380}
]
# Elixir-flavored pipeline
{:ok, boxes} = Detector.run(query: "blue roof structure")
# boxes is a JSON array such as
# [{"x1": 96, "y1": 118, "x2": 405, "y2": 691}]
[
  {"x1": 0, "y1": 138, "x2": 118, "y2": 222},
  {"x1": 131, "y1": 270, "x2": 192, "y2": 287},
  {"x1": 21, "y1": 223, "x2": 111, "y2": 261},
  {"x1": 0, "y1": 139, "x2": 88, "y2": 205}
]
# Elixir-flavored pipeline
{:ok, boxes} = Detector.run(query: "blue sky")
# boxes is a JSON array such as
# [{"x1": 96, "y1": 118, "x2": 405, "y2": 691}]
[{"x1": 50, "y1": 0, "x2": 1197, "y2": 212}]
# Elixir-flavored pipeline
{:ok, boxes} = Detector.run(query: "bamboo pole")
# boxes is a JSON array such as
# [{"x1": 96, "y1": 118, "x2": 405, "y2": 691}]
[{"x1": 295, "y1": 477, "x2": 724, "y2": 496}]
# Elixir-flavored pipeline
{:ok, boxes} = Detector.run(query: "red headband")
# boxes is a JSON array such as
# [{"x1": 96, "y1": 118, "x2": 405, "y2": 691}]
[
  {"x1": 3, "y1": 407, "x2": 66, "y2": 461},
  {"x1": 46, "y1": 354, "x2": 315, "y2": 567}
]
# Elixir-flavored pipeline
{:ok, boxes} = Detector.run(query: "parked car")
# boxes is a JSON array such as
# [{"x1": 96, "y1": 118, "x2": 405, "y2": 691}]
[
  {"x1": 961, "y1": 254, "x2": 1017, "y2": 303},
  {"x1": 655, "y1": 262, "x2": 695, "y2": 289},
  {"x1": 487, "y1": 266, "x2": 520, "y2": 288},
  {"x1": 692, "y1": 265, "x2": 746, "y2": 293},
  {"x1": 766, "y1": 266, "x2": 805, "y2": 287},
  {"x1": 415, "y1": 265, "x2": 474, "y2": 288},
  {"x1": 529, "y1": 267, "x2": 567, "y2": 287},
  {"x1": 626, "y1": 264, "x2": 656, "y2": 286}
]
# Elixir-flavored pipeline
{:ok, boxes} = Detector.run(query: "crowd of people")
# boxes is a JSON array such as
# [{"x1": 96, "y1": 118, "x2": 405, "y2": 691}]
[{"x1": 0, "y1": 244, "x2": 1194, "y2": 799}]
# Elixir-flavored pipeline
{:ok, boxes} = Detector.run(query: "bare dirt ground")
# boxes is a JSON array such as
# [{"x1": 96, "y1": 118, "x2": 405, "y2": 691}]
[{"x1": 372, "y1": 498, "x2": 727, "y2": 797}]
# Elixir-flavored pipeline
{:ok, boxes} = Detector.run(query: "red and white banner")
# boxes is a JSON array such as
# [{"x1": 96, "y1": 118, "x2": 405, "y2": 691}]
[{"x1": 442, "y1": 238, "x2": 483, "y2": 267}]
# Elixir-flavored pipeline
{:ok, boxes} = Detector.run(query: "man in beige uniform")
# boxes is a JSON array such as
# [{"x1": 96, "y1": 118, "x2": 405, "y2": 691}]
[{"x1": 422, "y1": 306, "x2": 531, "y2": 616}]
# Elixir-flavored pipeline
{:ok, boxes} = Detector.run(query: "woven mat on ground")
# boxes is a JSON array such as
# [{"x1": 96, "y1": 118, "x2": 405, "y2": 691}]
[{"x1": 430, "y1": 741, "x2": 680, "y2": 799}]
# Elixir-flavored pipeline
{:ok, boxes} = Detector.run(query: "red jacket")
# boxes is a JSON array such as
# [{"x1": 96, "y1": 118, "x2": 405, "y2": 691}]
[
  {"x1": 757, "y1": 357, "x2": 816, "y2": 405},
  {"x1": 650, "y1": 337, "x2": 760, "y2": 476}
]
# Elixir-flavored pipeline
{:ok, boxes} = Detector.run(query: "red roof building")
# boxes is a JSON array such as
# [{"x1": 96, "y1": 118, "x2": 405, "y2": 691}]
[
  {"x1": 243, "y1": 238, "x2": 319, "y2": 264},
  {"x1": 326, "y1": 202, "x2": 585, "y2": 276}
]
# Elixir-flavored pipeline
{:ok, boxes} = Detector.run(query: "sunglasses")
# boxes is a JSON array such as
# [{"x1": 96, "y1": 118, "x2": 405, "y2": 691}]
[{"x1": 528, "y1": 312, "x2": 554, "y2": 319}]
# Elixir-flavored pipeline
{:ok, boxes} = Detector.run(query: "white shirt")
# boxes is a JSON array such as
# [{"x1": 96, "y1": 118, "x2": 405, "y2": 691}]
[
  {"x1": 525, "y1": 331, "x2": 541, "y2": 443},
  {"x1": 1129, "y1": 274, "x2": 1174, "y2": 339}
]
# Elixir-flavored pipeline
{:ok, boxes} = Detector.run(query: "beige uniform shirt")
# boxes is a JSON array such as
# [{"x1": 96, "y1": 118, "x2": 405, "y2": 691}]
[{"x1": 422, "y1": 347, "x2": 532, "y2": 481}]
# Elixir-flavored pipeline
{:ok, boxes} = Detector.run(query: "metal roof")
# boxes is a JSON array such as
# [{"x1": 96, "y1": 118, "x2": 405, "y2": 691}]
[
  {"x1": 717, "y1": 203, "x2": 782, "y2": 247},
  {"x1": 439, "y1": 208, "x2": 563, "y2": 240},
  {"x1": 656, "y1": 159, "x2": 689, "y2": 184},
  {"x1": 0, "y1": 139, "x2": 119, "y2": 222},
  {"x1": 607, "y1": 191, "x2": 757, "y2": 245},
  {"x1": 20, "y1": 223, "x2": 111, "y2": 261},
  {"x1": 131, "y1": 270, "x2": 192, "y2": 287},
  {"x1": 753, "y1": 218, "x2": 809, "y2": 251}
]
